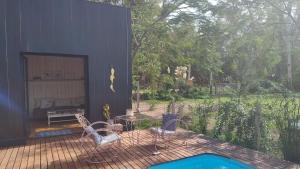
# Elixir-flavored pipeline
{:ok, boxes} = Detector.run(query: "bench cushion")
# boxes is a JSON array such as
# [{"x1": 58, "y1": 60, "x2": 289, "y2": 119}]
[
  {"x1": 84, "y1": 126, "x2": 120, "y2": 145},
  {"x1": 100, "y1": 133, "x2": 120, "y2": 145},
  {"x1": 84, "y1": 126, "x2": 103, "y2": 145},
  {"x1": 150, "y1": 127, "x2": 176, "y2": 135}
]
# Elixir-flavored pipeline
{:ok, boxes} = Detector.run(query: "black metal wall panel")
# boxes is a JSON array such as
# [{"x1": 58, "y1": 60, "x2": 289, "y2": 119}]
[
  {"x1": 126, "y1": 11, "x2": 133, "y2": 109},
  {"x1": 0, "y1": 0, "x2": 9, "y2": 140},
  {"x1": 7, "y1": 0, "x2": 26, "y2": 138},
  {"x1": 0, "y1": 0, "x2": 132, "y2": 146}
]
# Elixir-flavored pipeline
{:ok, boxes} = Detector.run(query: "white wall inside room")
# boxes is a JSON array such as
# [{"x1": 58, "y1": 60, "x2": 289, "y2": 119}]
[{"x1": 26, "y1": 55, "x2": 85, "y2": 118}]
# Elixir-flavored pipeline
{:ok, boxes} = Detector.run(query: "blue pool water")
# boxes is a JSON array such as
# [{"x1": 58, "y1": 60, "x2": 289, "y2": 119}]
[{"x1": 149, "y1": 153, "x2": 255, "y2": 169}]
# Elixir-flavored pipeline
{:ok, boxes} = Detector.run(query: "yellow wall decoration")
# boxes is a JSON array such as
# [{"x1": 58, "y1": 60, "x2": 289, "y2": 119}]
[{"x1": 110, "y1": 67, "x2": 116, "y2": 92}]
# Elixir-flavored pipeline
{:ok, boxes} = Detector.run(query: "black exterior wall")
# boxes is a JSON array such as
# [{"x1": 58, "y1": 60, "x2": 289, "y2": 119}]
[{"x1": 0, "y1": 0, "x2": 132, "y2": 146}]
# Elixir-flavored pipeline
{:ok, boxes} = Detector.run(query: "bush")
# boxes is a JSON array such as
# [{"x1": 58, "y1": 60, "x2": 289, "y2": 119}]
[
  {"x1": 140, "y1": 90, "x2": 158, "y2": 100},
  {"x1": 247, "y1": 80, "x2": 285, "y2": 94},
  {"x1": 272, "y1": 94, "x2": 300, "y2": 163},
  {"x1": 136, "y1": 119, "x2": 157, "y2": 129},
  {"x1": 160, "y1": 74, "x2": 175, "y2": 90},
  {"x1": 141, "y1": 86, "x2": 210, "y2": 100},
  {"x1": 156, "y1": 90, "x2": 173, "y2": 100},
  {"x1": 213, "y1": 98, "x2": 272, "y2": 152},
  {"x1": 191, "y1": 99, "x2": 214, "y2": 134},
  {"x1": 176, "y1": 79, "x2": 190, "y2": 94},
  {"x1": 183, "y1": 86, "x2": 208, "y2": 99},
  {"x1": 156, "y1": 89, "x2": 183, "y2": 101}
]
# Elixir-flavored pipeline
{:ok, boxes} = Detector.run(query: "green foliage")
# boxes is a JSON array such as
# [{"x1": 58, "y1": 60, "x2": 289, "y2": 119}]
[
  {"x1": 176, "y1": 78, "x2": 189, "y2": 90},
  {"x1": 141, "y1": 86, "x2": 212, "y2": 101},
  {"x1": 147, "y1": 100, "x2": 159, "y2": 111},
  {"x1": 247, "y1": 80, "x2": 286, "y2": 94},
  {"x1": 211, "y1": 93, "x2": 300, "y2": 162},
  {"x1": 141, "y1": 93, "x2": 300, "y2": 162},
  {"x1": 213, "y1": 97, "x2": 272, "y2": 152},
  {"x1": 272, "y1": 94, "x2": 300, "y2": 163},
  {"x1": 191, "y1": 99, "x2": 214, "y2": 134},
  {"x1": 95, "y1": 0, "x2": 300, "y2": 92},
  {"x1": 182, "y1": 86, "x2": 209, "y2": 99},
  {"x1": 136, "y1": 119, "x2": 156, "y2": 130},
  {"x1": 159, "y1": 74, "x2": 175, "y2": 90},
  {"x1": 140, "y1": 90, "x2": 158, "y2": 100},
  {"x1": 157, "y1": 89, "x2": 181, "y2": 101},
  {"x1": 140, "y1": 89, "x2": 180, "y2": 101}
]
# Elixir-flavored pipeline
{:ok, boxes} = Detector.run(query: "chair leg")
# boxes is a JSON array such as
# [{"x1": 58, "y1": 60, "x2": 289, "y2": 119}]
[
  {"x1": 85, "y1": 147, "x2": 120, "y2": 164},
  {"x1": 86, "y1": 152, "x2": 105, "y2": 164},
  {"x1": 183, "y1": 141, "x2": 188, "y2": 147},
  {"x1": 108, "y1": 143, "x2": 120, "y2": 159},
  {"x1": 78, "y1": 142, "x2": 107, "y2": 164},
  {"x1": 79, "y1": 145, "x2": 105, "y2": 164},
  {"x1": 152, "y1": 133, "x2": 161, "y2": 155},
  {"x1": 118, "y1": 138, "x2": 122, "y2": 147}
]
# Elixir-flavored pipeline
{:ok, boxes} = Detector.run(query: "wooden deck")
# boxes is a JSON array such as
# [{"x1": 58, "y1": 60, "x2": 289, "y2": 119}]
[{"x1": 0, "y1": 130, "x2": 298, "y2": 169}]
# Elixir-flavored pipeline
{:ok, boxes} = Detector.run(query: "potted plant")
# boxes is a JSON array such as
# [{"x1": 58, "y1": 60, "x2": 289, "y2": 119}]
[{"x1": 103, "y1": 104, "x2": 114, "y2": 124}]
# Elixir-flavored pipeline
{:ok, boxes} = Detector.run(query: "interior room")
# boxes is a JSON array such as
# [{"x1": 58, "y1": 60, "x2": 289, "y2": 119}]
[{"x1": 25, "y1": 54, "x2": 87, "y2": 138}]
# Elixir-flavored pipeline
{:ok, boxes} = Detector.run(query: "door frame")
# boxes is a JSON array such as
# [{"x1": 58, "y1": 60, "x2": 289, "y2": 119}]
[{"x1": 20, "y1": 52, "x2": 90, "y2": 138}]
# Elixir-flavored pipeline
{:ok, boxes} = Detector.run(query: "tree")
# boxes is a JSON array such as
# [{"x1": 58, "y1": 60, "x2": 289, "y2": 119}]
[
  {"x1": 260, "y1": 0, "x2": 300, "y2": 89},
  {"x1": 90, "y1": 0, "x2": 300, "y2": 91}
]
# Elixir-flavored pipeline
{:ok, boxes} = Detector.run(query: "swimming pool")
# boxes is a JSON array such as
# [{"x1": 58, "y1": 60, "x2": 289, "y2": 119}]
[{"x1": 148, "y1": 153, "x2": 255, "y2": 169}]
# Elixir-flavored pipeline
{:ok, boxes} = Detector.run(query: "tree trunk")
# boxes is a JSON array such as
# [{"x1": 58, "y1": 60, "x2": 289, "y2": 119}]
[
  {"x1": 287, "y1": 39, "x2": 293, "y2": 89},
  {"x1": 254, "y1": 102, "x2": 261, "y2": 150},
  {"x1": 209, "y1": 72, "x2": 213, "y2": 95},
  {"x1": 285, "y1": 3, "x2": 294, "y2": 90}
]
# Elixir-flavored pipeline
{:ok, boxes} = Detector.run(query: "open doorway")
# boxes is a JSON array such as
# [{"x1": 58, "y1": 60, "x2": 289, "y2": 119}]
[{"x1": 23, "y1": 53, "x2": 88, "y2": 138}]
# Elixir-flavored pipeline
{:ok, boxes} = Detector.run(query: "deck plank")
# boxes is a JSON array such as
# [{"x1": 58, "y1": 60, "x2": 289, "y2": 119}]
[
  {"x1": 0, "y1": 146, "x2": 13, "y2": 169},
  {"x1": 33, "y1": 139, "x2": 41, "y2": 169},
  {"x1": 19, "y1": 141, "x2": 31, "y2": 169},
  {"x1": 131, "y1": 132, "x2": 176, "y2": 163},
  {"x1": 108, "y1": 137, "x2": 142, "y2": 169},
  {"x1": 11, "y1": 144, "x2": 25, "y2": 169},
  {"x1": 102, "y1": 144, "x2": 127, "y2": 169},
  {"x1": 54, "y1": 137, "x2": 69, "y2": 169},
  {"x1": 67, "y1": 135, "x2": 93, "y2": 169},
  {"x1": 118, "y1": 137, "x2": 147, "y2": 168},
  {"x1": 4, "y1": 146, "x2": 19, "y2": 169},
  {"x1": 146, "y1": 133, "x2": 195, "y2": 159},
  {"x1": 0, "y1": 130, "x2": 298, "y2": 169},
  {"x1": 0, "y1": 148, "x2": 8, "y2": 166},
  {"x1": 70, "y1": 135, "x2": 98, "y2": 169},
  {"x1": 50, "y1": 137, "x2": 62, "y2": 169},
  {"x1": 40, "y1": 138, "x2": 48, "y2": 169},
  {"x1": 133, "y1": 133, "x2": 175, "y2": 165},
  {"x1": 63, "y1": 136, "x2": 85, "y2": 169},
  {"x1": 45, "y1": 137, "x2": 54, "y2": 169},
  {"x1": 59, "y1": 136, "x2": 76, "y2": 169},
  {"x1": 110, "y1": 145, "x2": 137, "y2": 169},
  {"x1": 27, "y1": 139, "x2": 36, "y2": 169},
  {"x1": 117, "y1": 137, "x2": 145, "y2": 169},
  {"x1": 81, "y1": 137, "x2": 113, "y2": 169},
  {"x1": 121, "y1": 134, "x2": 157, "y2": 167}
]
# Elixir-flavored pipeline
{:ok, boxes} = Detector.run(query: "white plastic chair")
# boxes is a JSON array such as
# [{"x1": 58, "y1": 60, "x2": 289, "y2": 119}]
[{"x1": 75, "y1": 113, "x2": 122, "y2": 163}]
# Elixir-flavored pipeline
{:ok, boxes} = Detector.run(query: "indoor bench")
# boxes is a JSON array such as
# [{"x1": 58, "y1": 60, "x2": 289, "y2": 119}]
[{"x1": 47, "y1": 109, "x2": 84, "y2": 127}]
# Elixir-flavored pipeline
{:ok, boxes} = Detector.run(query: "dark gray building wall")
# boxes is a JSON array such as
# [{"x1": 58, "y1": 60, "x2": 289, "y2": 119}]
[{"x1": 0, "y1": 0, "x2": 132, "y2": 146}]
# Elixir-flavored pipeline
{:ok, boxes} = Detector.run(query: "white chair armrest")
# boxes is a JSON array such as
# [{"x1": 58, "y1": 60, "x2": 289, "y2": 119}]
[
  {"x1": 90, "y1": 121, "x2": 111, "y2": 127},
  {"x1": 89, "y1": 121, "x2": 115, "y2": 132}
]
